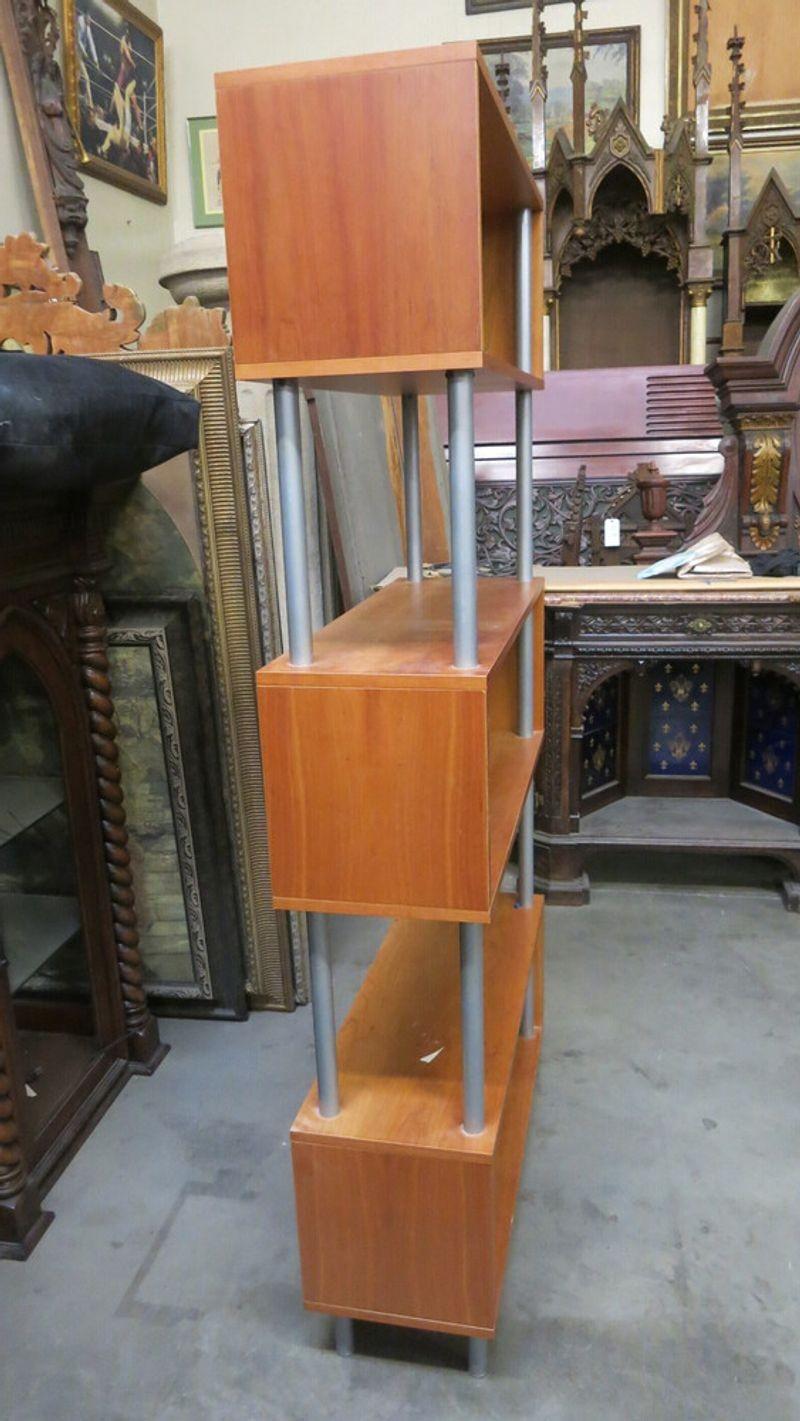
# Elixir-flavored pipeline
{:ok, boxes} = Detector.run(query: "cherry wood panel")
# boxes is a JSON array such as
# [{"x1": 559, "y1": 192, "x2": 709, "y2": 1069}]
[
  {"x1": 262, "y1": 682, "x2": 490, "y2": 917},
  {"x1": 261, "y1": 578, "x2": 542, "y2": 689},
  {"x1": 216, "y1": 43, "x2": 544, "y2": 391},
  {"x1": 291, "y1": 896, "x2": 544, "y2": 1335}
]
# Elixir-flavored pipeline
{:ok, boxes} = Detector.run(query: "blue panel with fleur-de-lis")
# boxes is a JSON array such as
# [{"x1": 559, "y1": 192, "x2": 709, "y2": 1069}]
[
  {"x1": 581, "y1": 674, "x2": 620, "y2": 798},
  {"x1": 742, "y1": 673, "x2": 798, "y2": 803},
  {"x1": 647, "y1": 661, "x2": 714, "y2": 778}
]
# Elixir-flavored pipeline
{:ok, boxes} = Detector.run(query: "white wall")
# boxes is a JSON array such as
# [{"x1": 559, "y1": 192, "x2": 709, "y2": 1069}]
[
  {"x1": 0, "y1": 62, "x2": 41, "y2": 239},
  {"x1": 159, "y1": 0, "x2": 668, "y2": 247}
]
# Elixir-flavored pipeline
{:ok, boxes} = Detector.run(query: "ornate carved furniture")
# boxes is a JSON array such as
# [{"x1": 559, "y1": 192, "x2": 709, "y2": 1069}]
[
  {"x1": 720, "y1": 29, "x2": 800, "y2": 357},
  {"x1": 530, "y1": 0, "x2": 715, "y2": 368},
  {"x1": 0, "y1": 233, "x2": 297, "y2": 1012},
  {"x1": 695, "y1": 288, "x2": 800, "y2": 560},
  {"x1": 217, "y1": 42, "x2": 545, "y2": 1376},
  {"x1": 0, "y1": 385, "x2": 179, "y2": 1257},
  {"x1": 536, "y1": 566, "x2": 800, "y2": 911}
]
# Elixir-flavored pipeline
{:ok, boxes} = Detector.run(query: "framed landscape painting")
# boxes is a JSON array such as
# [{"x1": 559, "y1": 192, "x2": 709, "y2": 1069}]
[
  {"x1": 63, "y1": 0, "x2": 167, "y2": 204},
  {"x1": 481, "y1": 27, "x2": 639, "y2": 163}
]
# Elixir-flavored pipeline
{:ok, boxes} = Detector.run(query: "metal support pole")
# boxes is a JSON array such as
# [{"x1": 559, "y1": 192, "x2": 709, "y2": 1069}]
[
  {"x1": 274, "y1": 378, "x2": 313, "y2": 666},
  {"x1": 307, "y1": 913, "x2": 339, "y2": 1117},
  {"x1": 516, "y1": 207, "x2": 537, "y2": 1035},
  {"x1": 334, "y1": 1316, "x2": 354, "y2": 1357},
  {"x1": 402, "y1": 392, "x2": 423, "y2": 583},
  {"x1": 447, "y1": 371, "x2": 478, "y2": 668},
  {"x1": 459, "y1": 922, "x2": 485, "y2": 1135},
  {"x1": 468, "y1": 1336, "x2": 489, "y2": 1378}
]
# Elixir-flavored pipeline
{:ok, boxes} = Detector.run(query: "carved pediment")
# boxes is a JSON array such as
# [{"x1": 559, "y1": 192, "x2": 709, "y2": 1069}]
[
  {"x1": 586, "y1": 100, "x2": 656, "y2": 215},
  {"x1": 664, "y1": 120, "x2": 696, "y2": 218},
  {"x1": 744, "y1": 170, "x2": 800, "y2": 281}
]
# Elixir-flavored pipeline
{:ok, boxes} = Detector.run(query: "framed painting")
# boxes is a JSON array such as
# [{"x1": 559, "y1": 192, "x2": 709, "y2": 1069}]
[
  {"x1": 466, "y1": 1, "x2": 560, "y2": 10},
  {"x1": 187, "y1": 117, "x2": 223, "y2": 227},
  {"x1": 481, "y1": 27, "x2": 640, "y2": 163},
  {"x1": 63, "y1": 0, "x2": 167, "y2": 204}
]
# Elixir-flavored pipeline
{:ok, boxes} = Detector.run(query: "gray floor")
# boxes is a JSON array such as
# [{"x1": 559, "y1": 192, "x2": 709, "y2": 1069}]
[{"x1": 2, "y1": 864, "x2": 799, "y2": 1421}]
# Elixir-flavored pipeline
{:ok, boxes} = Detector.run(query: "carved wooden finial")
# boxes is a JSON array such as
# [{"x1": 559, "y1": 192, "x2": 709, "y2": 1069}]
[
  {"x1": 531, "y1": 0, "x2": 548, "y2": 103},
  {"x1": 571, "y1": 0, "x2": 588, "y2": 155},
  {"x1": 692, "y1": 0, "x2": 712, "y2": 100},
  {"x1": 727, "y1": 25, "x2": 746, "y2": 145}
]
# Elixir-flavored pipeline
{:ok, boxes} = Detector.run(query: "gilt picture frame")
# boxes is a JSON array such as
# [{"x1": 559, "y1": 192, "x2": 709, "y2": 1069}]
[{"x1": 63, "y1": 0, "x2": 167, "y2": 204}]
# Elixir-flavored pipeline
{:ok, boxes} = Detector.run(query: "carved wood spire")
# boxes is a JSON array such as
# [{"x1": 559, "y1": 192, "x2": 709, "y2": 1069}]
[
  {"x1": 727, "y1": 26, "x2": 746, "y2": 228},
  {"x1": 530, "y1": 0, "x2": 548, "y2": 171},
  {"x1": 692, "y1": 0, "x2": 711, "y2": 156},
  {"x1": 722, "y1": 27, "x2": 747, "y2": 351},
  {"x1": 571, "y1": 0, "x2": 588, "y2": 156}
]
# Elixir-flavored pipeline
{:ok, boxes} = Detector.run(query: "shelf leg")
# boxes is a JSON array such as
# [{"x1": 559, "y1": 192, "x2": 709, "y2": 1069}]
[
  {"x1": 333, "y1": 1316, "x2": 354, "y2": 1357},
  {"x1": 446, "y1": 370, "x2": 478, "y2": 669},
  {"x1": 273, "y1": 378, "x2": 313, "y2": 666},
  {"x1": 402, "y1": 392, "x2": 423, "y2": 583},
  {"x1": 459, "y1": 922, "x2": 485, "y2": 1135},
  {"x1": 516, "y1": 205, "x2": 537, "y2": 1038},
  {"x1": 468, "y1": 1336, "x2": 489, "y2": 1378},
  {"x1": 307, "y1": 913, "x2": 340, "y2": 1117}
]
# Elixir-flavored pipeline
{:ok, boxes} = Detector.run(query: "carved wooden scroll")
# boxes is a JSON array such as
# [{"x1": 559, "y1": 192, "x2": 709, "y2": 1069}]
[{"x1": 0, "y1": 232, "x2": 230, "y2": 354}]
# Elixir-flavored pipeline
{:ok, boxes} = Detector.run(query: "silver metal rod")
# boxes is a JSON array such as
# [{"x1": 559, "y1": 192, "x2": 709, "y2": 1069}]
[
  {"x1": 516, "y1": 207, "x2": 533, "y2": 373},
  {"x1": 519, "y1": 782, "x2": 536, "y2": 1039},
  {"x1": 459, "y1": 922, "x2": 485, "y2": 1135},
  {"x1": 468, "y1": 1336, "x2": 488, "y2": 1378},
  {"x1": 518, "y1": 612, "x2": 533, "y2": 739},
  {"x1": 402, "y1": 392, "x2": 423, "y2": 583},
  {"x1": 521, "y1": 969, "x2": 536, "y2": 1039},
  {"x1": 518, "y1": 783, "x2": 534, "y2": 910},
  {"x1": 333, "y1": 1316, "x2": 354, "y2": 1357},
  {"x1": 274, "y1": 378, "x2": 313, "y2": 666},
  {"x1": 515, "y1": 206, "x2": 534, "y2": 584},
  {"x1": 307, "y1": 913, "x2": 339, "y2": 1117},
  {"x1": 447, "y1": 371, "x2": 478, "y2": 669}
]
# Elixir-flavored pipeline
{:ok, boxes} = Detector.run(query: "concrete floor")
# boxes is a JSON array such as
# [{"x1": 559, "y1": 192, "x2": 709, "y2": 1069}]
[{"x1": 2, "y1": 864, "x2": 799, "y2": 1421}]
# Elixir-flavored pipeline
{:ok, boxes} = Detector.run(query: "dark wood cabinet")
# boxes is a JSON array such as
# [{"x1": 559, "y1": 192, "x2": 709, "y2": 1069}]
[
  {"x1": 536, "y1": 566, "x2": 800, "y2": 912},
  {"x1": 0, "y1": 490, "x2": 166, "y2": 1258}
]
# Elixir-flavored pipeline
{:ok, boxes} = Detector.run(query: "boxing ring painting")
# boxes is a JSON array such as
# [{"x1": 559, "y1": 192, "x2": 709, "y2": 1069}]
[{"x1": 63, "y1": 0, "x2": 167, "y2": 204}]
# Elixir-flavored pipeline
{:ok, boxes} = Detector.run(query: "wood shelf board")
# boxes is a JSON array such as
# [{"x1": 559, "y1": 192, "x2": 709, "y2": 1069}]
[
  {"x1": 476, "y1": 52, "x2": 542, "y2": 216},
  {"x1": 492, "y1": 1027, "x2": 541, "y2": 1319},
  {"x1": 261, "y1": 578, "x2": 543, "y2": 690},
  {"x1": 488, "y1": 730, "x2": 543, "y2": 905},
  {"x1": 216, "y1": 40, "x2": 488, "y2": 89},
  {"x1": 292, "y1": 893, "x2": 543, "y2": 1160},
  {"x1": 0, "y1": 776, "x2": 63, "y2": 848},
  {"x1": 233, "y1": 353, "x2": 544, "y2": 394},
  {"x1": 578, "y1": 794, "x2": 800, "y2": 847}
]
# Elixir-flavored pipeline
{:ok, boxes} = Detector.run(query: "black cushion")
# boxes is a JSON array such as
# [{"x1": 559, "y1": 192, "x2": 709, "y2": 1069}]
[{"x1": 0, "y1": 352, "x2": 200, "y2": 495}]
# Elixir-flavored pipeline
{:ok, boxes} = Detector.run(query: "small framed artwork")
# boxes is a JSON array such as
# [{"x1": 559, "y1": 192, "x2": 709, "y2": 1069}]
[
  {"x1": 187, "y1": 117, "x2": 224, "y2": 228},
  {"x1": 63, "y1": 0, "x2": 167, "y2": 204},
  {"x1": 481, "y1": 27, "x2": 640, "y2": 163}
]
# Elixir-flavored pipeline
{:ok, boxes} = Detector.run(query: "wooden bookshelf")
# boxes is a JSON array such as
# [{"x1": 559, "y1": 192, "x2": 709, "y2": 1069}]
[
  {"x1": 258, "y1": 579, "x2": 544, "y2": 920},
  {"x1": 219, "y1": 38, "x2": 546, "y2": 1373},
  {"x1": 215, "y1": 43, "x2": 544, "y2": 393},
  {"x1": 292, "y1": 893, "x2": 544, "y2": 1336}
]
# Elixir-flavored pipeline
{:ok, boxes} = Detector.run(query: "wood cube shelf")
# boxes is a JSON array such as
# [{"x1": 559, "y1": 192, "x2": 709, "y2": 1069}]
[
  {"x1": 292, "y1": 892, "x2": 544, "y2": 1337},
  {"x1": 258, "y1": 578, "x2": 544, "y2": 922},
  {"x1": 215, "y1": 43, "x2": 544, "y2": 393}
]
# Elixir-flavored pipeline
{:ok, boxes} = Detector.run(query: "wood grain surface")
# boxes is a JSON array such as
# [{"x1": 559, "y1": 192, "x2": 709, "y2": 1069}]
[
  {"x1": 216, "y1": 43, "x2": 544, "y2": 391},
  {"x1": 291, "y1": 896, "x2": 545, "y2": 1334}
]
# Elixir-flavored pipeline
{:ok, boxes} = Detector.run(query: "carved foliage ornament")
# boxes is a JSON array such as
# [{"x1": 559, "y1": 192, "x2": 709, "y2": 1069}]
[
  {"x1": 559, "y1": 203, "x2": 684, "y2": 282},
  {"x1": 747, "y1": 430, "x2": 786, "y2": 550},
  {"x1": 0, "y1": 232, "x2": 229, "y2": 355}
]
